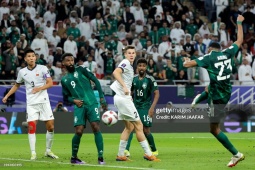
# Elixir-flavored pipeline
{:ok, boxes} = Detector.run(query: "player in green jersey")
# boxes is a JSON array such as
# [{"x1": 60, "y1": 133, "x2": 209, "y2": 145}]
[
  {"x1": 124, "y1": 58, "x2": 160, "y2": 157},
  {"x1": 183, "y1": 15, "x2": 245, "y2": 167},
  {"x1": 61, "y1": 53, "x2": 107, "y2": 165}
]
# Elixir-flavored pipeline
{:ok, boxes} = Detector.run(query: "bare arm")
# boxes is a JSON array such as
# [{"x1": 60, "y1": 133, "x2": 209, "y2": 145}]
[
  {"x1": 234, "y1": 15, "x2": 244, "y2": 48},
  {"x1": 2, "y1": 83, "x2": 20, "y2": 103},
  {"x1": 148, "y1": 89, "x2": 159, "y2": 118},
  {"x1": 112, "y1": 68, "x2": 129, "y2": 95},
  {"x1": 183, "y1": 57, "x2": 198, "y2": 68}
]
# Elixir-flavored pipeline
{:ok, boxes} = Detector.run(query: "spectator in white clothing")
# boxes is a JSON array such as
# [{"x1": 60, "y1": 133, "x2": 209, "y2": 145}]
[
  {"x1": 170, "y1": 21, "x2": 185, "y2": 43},
  {"x1": 238, "y1": 59, "x2": 254, "y2": 85},
  {"x1": 48, "y1": 30, "x2": 61, "y2": 52},
  {"x1": 43, "y1": 20, "x2": 55, "y2": 40},
  {"x1": 43, "y1": 6, "x2": 56, "y2": 27},
  {"x1": 31, "y1": 32, "x2": 49, "y2": 59},
  {"x1": 83, "y1": 55, "x2": 98, "y2": 76},
  {"x1": 79, "y1": 16, "x2": 93, "y2": 40},
  {"x1": 64, "y1": 35, "x2": 78, "y2": 58},
  {"x1": 25, "y1": 0, "x2": 36, "y2": 19},
  {"x1": 0, "y1": 1, "x2": 10, "y2": 21}
]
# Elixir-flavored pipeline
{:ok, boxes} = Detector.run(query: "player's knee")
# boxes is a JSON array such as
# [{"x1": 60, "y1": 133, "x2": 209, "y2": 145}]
[
  {"x1": 75, "y1": 126, "x2": 84, "y2": 135},
  {"x1": 143, "y1": 128, "x2": 150, "y2": 136},
  {"x1": 28, "y1": 121, "x2": 36, "y2": 134},
  {"x1": 47, "y1": 125, "x2": 54, "y2": 132},
  {"x1": 91, "y1": 122, "x2": 100, "y2": 133}
]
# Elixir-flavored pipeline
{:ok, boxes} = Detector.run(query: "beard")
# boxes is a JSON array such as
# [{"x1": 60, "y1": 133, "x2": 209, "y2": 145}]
[
  {"x1": 138, "y1": 70, "x2": 145, "y2": 77},
  {"x1": 66, "y1": 65, "x2": 75, "y2": 73}
]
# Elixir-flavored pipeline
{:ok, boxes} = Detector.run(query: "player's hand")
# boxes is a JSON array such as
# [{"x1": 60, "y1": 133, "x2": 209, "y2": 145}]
[
  {"x1": 148, "y1": 107, "x2": 154, "y2": 118},
  {"x1": 100, "y1": 98, "x2": 108, "y2": 111},
  {"x1": 2, "y1": 97, "x2": 8, "y2": 103},
  {"x1": 237, "y1": 15, "x2": 244, "y2": 22},
  {"x1": 32, "y1": 87, "x2": 41, "y2": 94},
  {"x1": 74, "y1": 99, "x2": 83, "y2": 107},
  {"x1": 123, "y1": 86, "x2": 129, "y2": 95}
]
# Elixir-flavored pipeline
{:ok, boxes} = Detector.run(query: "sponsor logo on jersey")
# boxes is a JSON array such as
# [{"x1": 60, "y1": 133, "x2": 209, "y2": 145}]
[
  {"x1": 74, "y1": 71, "x2": 78, "y2": 78},
  {"x1": 142, "y1": 82, "x2": 147, "y2": 89}
]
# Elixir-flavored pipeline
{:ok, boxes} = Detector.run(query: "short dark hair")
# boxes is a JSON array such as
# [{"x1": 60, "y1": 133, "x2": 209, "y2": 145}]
[
  {"x1": 209, "y1": 42, "x2": 221, "y2": 49},
  {"x1": 61, "y1": 53, "x2": 74, "y2": 61},
  {"x1": 136, "y1": 58, "x2": 147, "y2": 65},
  {"x1": 124, "y1": 45, "x2": 135, "y2": 53},
  {"x1": 24, "y1": 49, "x2": 35, "y2": 57}
]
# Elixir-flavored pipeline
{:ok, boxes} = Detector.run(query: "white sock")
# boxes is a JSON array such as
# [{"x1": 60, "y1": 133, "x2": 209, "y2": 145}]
[
  {"x1": 139, "y1": 140, "x2": 152, "y2": 156},
  {"x1": 235, "y1": 152, "x2": 241, "y2": 157},
  {"x1": 117, "y1": 140, "x2": 128, "y2": 156},
  {"x1": 28, "y1": 133, "x2": 36, "y2": 154},
  {"x1": 46, "y1": 131, "x2": 54, "y2": 152}
]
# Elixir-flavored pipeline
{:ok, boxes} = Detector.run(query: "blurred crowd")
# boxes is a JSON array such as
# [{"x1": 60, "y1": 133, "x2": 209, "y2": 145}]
[{"x1": 0, "y1": 0, "x2": 254, "y2": 85}]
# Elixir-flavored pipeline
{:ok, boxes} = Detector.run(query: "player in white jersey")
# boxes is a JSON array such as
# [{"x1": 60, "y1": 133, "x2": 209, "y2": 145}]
[
  {"x1": 110, "y1": 45, "x2": 160, "y2": 162},
  {"x1": 2, "y1": 49, "x2": 58, "y2": 160}
]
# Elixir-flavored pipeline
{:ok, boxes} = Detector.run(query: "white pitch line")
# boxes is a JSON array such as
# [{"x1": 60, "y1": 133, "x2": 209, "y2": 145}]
[{"x1": 0, "y1": 158, "x2": 164, "y2": 170}]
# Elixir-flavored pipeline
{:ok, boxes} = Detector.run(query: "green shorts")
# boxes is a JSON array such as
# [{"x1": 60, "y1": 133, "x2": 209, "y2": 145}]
[
  {"x1": 208, "y1": 95, "x2": 230, "y2": 123},
  {"x1": 73, "y1": 103, "x2": 100, "y2": 127},
  {"x1": 137, "y1": 108, "x2": 152, "y2": 127}
]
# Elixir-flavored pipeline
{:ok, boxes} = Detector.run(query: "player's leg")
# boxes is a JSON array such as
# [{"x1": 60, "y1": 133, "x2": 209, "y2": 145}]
[
  {"x1": 71, "y1": 107, "x2": 86, "y2": 164},
  {"x1": 27, "y1": 105, "x2": 39, "y2": 160},
  {"x1": 87, "y1": 104, "x2": 105, "y2": 164},
  {"x1": 209, "y1": 99, "x2": 244, "y2": 167},
  {"x1": 116, "y1": 120, "x2": 134, "y2": 161},
  {"x1": 41, "y1": 103, "x2": 58, "y2": 159},
  {"x1": 131, "y1": 120, "x2": 160, "y2": 161},
  {"x1": 124, "y1": 132, "x2": 134, "y2": 157},
  {"x1": 191, "y1": 86, "x2": 209, "y2": 107}
]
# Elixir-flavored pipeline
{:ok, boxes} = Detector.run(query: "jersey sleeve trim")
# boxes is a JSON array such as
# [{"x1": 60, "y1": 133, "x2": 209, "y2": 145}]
[{"x1": 118, "y1": 67, "x2": 124, "y2": 73}]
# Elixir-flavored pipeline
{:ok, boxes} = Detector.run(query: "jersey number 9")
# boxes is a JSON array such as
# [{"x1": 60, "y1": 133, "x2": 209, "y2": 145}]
[{"x1": 71, "y1": 81, "x2": 76, "y2": 88}]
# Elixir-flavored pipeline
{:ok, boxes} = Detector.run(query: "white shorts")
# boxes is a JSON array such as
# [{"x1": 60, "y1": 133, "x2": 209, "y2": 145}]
[
  {"x1": 27, "y1": 102, "x2": 54, "y2": 122},
  {"x1": 113, "y1": 95, "x2": 140, "y2": 121}
]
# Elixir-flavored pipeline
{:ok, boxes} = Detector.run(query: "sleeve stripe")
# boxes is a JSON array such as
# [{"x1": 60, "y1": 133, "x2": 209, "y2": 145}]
[{"x1": 118, "y1": 67, "x2": 124, "y2": 73}]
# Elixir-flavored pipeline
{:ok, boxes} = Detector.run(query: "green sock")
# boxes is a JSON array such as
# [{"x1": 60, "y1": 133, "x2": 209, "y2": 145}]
[
  {"x1": 215, "y1": 131, "x2": 238, "y2": 155},
  {"x1": 94, "y1": 131, "x2": 104, "y2": 158},
  {"x1": 72, "y1": 134, "x2": 81, "y2": 157},
  {"x1": 145, "y1": 133, "x2": 157, "y2": 152},
  {"x1": 195, "y1": 91, "x2": 208, "y2": 104},
  {"x1": 125, "y1": 132, "x2": 134, "y2": 151}
]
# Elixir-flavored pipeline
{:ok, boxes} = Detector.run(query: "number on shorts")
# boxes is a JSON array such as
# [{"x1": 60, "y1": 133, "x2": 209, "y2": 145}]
[
  {"x1": 143, "y1": 115, "x2": 151, "y2": 122},
  {"x1": 214, "y1": 59, "x2": 232, "y2": 81},
  {"x1": 71, "y1": 81, "x2": 76, "y2": 88},
  {"x1": 95, "y1": 108, "x2": 98, "y2": 115},
  {"x1": 134, "y1": 111, "x2": 138, "y2": 118},
  {"x1": 31, "y1": 81, "x2": 35, "y2": 87}
]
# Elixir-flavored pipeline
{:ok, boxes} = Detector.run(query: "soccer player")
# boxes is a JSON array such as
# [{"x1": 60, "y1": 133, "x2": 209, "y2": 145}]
[
  {"x1": 124, "y1": 58, "x2": 159, "y2": 157},
  {"x1": 183, "y1": 15, "x2": 245, "y2": 167},
  {"x1": 110, "y1": 45, "x2": 160, "y2": 161},
  {"x1": 2, "y1": 49, "x2": 58, "y2": 160},
  {"x1": 61, "y1": 53, "x2": 107, "y2": 165}
]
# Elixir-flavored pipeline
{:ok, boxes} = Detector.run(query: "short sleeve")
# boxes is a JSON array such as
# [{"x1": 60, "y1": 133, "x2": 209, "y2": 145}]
[
  {"x1": 16, "y1": 70, "x2": 24, "y2": 84},
  {"x1": 42, "y1": 66, "x2": 51, "y2": 79},
  {"x1": 118, "y1": 59, "x2": 130, "y2": 73},
  {"x1": 195, "y1": 55, "x2": 210, "y2": 68},
  {"x1": 149, "y1": 76, "x2": 158, "y2": 92},
  {"x1": 222, "y1": 43, "x2": 239, "y2": 59}
]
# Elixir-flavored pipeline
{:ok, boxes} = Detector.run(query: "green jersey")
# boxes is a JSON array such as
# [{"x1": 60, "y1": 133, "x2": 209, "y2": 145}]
[
  {"x1": 67, "y1": 27, "x2": 81, "y2": 39},
  {"x1": 195, "y1": 43, "x2": 239, "y2": 100},
  {"x1": 61, "y1": 66, "x2": 104, "y2": 106},
  {"x1": 131, "y1": 74, "x2": 158, "y2": 109}
]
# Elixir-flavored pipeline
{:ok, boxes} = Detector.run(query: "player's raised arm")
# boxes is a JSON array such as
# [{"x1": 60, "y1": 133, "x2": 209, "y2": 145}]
[
  {"x1": 2, "y1": 83, "x2": 20, "y2": 103},
  {"x1": 234, "y1": 15, "x2": 244, "y2": 48}
]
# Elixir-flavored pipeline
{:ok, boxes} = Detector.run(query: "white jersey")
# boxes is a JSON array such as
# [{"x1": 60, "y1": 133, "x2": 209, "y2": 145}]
[
  {"x1": 16, "y1": 65, "x2": 51, "y2": 105},
  {"x1": 110, "y1": 59, "x2": 134, "y2": 96}
]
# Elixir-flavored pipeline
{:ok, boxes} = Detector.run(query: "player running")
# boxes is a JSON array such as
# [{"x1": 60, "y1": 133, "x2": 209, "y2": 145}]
[
  {"x1": 2, "y1": 49, "x2": 58, "y2": 160},
  {"x1": 110, "y1": 45, "x2": 160, "y2": 162},
  {"x1": 61, "y1": 53, "x2": 107, "y2": 165},
  {"x1": 124, "y1": 58, "x2": 159, "y2": 157},
  {"x1": 183, "y1": 15, "x2": 245, "y2": 167}
]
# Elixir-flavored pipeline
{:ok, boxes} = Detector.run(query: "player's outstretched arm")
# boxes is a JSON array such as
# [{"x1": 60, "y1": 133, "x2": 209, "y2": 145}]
[
  {"x1": 32, "y1": 77, "x2": 53, "y2": 94},
  {"x1": 183, "y1": 57, "x2": 198, "y2": 68},
  {"x1": 234, "y1": 15, "x2": 244, "y2": 48},
  {"x1": 2, "y1": 83, "x2": 20, "y2": 103}
]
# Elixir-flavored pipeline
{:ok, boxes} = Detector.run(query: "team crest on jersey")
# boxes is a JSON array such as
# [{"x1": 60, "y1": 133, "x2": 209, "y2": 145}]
[
  {"x1": 74, "y1": 71, "x2": 78, "y2": 78},
  {"x1": 142, "y1": 83, "x2": 147, "y2": 89}
]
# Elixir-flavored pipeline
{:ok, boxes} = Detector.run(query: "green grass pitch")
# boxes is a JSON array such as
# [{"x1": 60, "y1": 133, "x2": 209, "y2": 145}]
[{"x1": 0, "y1": 133, "x2": 253, "y2": 170}]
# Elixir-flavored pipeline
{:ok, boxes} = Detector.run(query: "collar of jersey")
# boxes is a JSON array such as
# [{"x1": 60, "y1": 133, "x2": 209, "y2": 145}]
[{"x1": 27, "y1": 64, "x2": 37, "y2": 71}]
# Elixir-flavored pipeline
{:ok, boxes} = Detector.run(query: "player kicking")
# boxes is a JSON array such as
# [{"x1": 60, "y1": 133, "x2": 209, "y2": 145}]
[
  {"x1": 124, "y1": 58, "x2": 159, "y2": 157},
  {"x1": 2, "y1": 49, "x2": 58, "y2": 160},
  {"x1": 183, "y1": 15, "x2": 245, "y2": 167},
  {"x1": 110, "y1": 45, "x2": 160, "y2": 162},
  {"x1": 61, "y1": 53, "x2": 107, "y2": 165}
]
